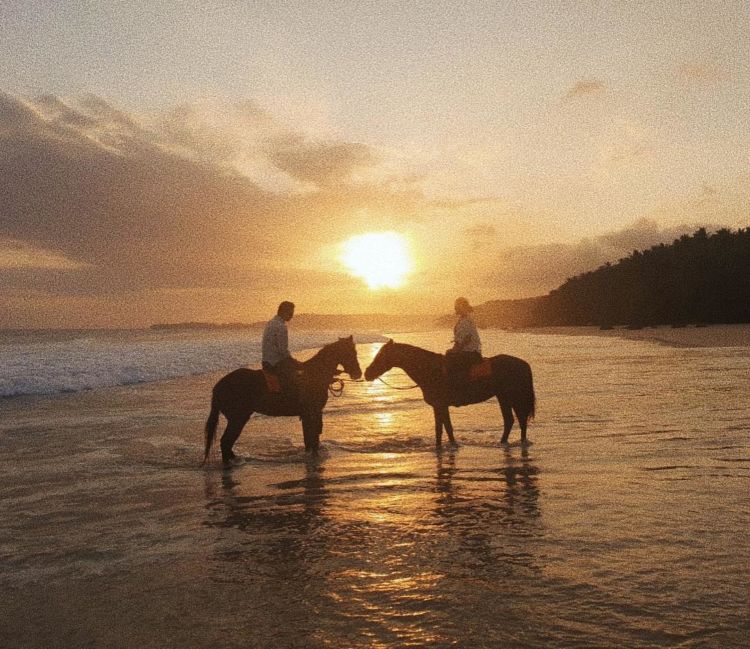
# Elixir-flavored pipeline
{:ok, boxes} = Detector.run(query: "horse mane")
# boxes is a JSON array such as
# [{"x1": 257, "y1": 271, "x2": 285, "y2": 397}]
[
  {"x1": 302, "y1": 338, "x2": 339, "y2": 366},
  {"x1": 302, "y1": 337, "x2": 353, "y2": 372}
]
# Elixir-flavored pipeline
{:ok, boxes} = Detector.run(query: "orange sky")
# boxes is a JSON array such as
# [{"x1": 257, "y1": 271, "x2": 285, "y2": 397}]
[{"x1": 1, "y1": 2, "x2": 748, "y2": 327}]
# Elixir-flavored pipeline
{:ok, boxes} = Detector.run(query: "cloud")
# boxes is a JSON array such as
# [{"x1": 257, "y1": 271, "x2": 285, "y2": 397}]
[
  {"x1": 0, "y1": 238, "x2": 87, "y2": 270},
  {"x1": 461, "y1": 222, "x2": 498, "y2": 252},
  {"x1": 267, "y1": 135, "x2": 374, "y2": 187},
  {"x1": 483, "y1": 219, "x2": 722, "y2": 298},
  {"x1": 0, "y1": 91, "x2": 392, "y2": 319},
  {"x1": 463, "y1": 223, "x2": 497, "y2": 239},
  {"x1": 563, "y1": 79, "x2": 606, "y2": 101},
  {"x1": 677, "y1": 62, "x2": 723, "y2": 85},
  {"x1": 429, "y1": 196, "x2": 505, "y2": 210}
]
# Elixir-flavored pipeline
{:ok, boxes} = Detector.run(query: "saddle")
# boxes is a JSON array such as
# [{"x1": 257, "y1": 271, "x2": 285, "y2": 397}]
[
  {"x1": 262, "y1": 369, "x2": 282, "y2": 394},
  {"x1": 468, "y1": 358, "x2": 492, "y2": 381},
  {"x1": 443, "y1": 357, "x2": 492, "y2": 382}
]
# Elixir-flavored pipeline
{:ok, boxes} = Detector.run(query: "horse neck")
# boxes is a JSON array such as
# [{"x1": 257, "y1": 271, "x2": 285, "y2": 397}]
[
  {"x1": 303, "y1": 344, "x2": 339, "y2": 381},
  {"x1": 392, "y1": 344, "x2": 442, "y2": 387}
]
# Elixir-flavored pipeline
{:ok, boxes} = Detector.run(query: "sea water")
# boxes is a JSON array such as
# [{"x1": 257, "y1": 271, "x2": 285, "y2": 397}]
[
  {"x1": 1, "y1": 329, "x2": 748, "y2": 648},
  {"x1": 0, "y1": 327, "x2": 385, "y2": 398}
]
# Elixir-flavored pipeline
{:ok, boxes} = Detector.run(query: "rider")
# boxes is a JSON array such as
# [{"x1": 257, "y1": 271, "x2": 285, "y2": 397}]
[
  {"x1": 446, "y1": 297, "x2": 482, "y2": 388},
  {"x1": 262, "y1": 301, "x2": 303, "y2": 399}
]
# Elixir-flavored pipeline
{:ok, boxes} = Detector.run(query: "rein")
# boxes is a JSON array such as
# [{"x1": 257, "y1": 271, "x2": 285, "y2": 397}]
[
  {"x1": 376, "y1": 375, "x2": 419, "y2": 390},
  {"x1": 328, "y1": 378, "x2": 345, "y2": 397},
  {"x1": 327, "y1": 376, "x2": 365, "y2": 397}
]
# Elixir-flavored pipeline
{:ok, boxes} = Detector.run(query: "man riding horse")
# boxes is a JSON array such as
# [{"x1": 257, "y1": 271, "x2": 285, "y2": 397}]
[{"x1": 261, "y1": 300, "x2": 303, "y2": 402}]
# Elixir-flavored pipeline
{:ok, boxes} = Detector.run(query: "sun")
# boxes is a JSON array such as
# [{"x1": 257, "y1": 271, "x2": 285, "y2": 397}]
[{"x1": 340, "y1": 232, "x2": 413, "y2": 289}]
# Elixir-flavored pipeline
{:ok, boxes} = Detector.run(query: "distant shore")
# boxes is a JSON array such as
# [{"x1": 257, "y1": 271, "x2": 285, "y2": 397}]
[
  {"x1": 520, "y1": 323, "x2": 750, "y2": 348},
  {"x1": 151, "y1": 313, "x2": 437, "y2": 332}
]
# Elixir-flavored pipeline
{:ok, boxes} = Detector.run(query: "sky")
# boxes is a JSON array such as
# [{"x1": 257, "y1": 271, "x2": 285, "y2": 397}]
[{"x1": 1, "y1": 1, "x2": 749, "y2": 327}]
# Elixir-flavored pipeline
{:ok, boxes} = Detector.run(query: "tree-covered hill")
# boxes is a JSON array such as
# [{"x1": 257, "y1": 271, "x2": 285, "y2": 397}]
[{"x1": 468, "y1": 228, "x2": 750, "y2": 328}]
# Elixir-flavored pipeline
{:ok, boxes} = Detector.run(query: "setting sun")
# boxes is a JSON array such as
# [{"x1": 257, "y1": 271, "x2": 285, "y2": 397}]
[{"x1": 340, "y1": 232, "x2": 413, "y2": 289}]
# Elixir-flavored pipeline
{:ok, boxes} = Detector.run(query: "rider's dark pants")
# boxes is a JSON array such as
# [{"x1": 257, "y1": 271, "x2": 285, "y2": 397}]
[
  {"x1": 445, "y1": 351, "x2": 482, "y2": 385},
  {"x1": 264, "y1": 357, "x2": 301, "y2": 399}
]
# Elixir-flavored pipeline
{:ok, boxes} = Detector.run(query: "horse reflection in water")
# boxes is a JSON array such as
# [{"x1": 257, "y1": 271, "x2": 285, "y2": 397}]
[
  {"x1": 433, "y1": 446, "x2": 541, "y2": 578},
  {"x1": 203, "y1": 458, "x2": 331, "y2": 647},
  {"x1": 365, "y1": 340, "x2": 536, "y2": 447}
]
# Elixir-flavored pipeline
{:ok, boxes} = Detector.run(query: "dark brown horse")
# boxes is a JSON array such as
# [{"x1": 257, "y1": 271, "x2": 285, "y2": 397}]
[
  {"x1": 364, "y1": 340, "x2": 535, "y2": 447},
  {"x1": 204, "y1": 336, "x2": 362, "y2": 465}
]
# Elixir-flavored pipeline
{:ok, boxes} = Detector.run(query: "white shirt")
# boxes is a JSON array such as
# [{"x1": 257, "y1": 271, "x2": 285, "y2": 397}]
[
  {"x1": 454, "y1": 315, "x2": 481, "y2": 354},
  {"x1": 262, "y1": 315, "x2": 290, "y2": 366}
]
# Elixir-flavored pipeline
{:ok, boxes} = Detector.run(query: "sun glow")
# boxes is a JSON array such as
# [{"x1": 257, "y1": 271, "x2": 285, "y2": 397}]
[{"x1": 340, "y1": 232, "x2": 413, "y2": 289}]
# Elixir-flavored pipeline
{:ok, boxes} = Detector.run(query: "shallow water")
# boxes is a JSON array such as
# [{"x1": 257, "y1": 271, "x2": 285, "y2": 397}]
[{"x1": 1, "y1": 330, "x2": 749, "y2": 648}]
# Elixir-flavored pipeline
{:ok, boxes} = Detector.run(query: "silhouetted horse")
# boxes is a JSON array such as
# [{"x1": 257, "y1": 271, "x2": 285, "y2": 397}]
[
  {"x1": 365, "y1": 340, "x2": 535, "y2": 447},
  {"x1": 204, "y1": 336, "x2": 362, "y2": 465}
]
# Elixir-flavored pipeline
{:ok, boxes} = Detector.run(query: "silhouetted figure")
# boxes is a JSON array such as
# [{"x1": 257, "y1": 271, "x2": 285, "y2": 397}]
[
  {"x1": 445, "y1": 297, "x2": 482, "y2": 390},
  {"x1": 365, "y1": 340, "x2": 535, "y2": 447},
  {"x1": 262, "y1": 301, "x2": 303, "y2": 402},
  {"x1": 204, "y1": 336, "x2": 362, "y2": 464}
]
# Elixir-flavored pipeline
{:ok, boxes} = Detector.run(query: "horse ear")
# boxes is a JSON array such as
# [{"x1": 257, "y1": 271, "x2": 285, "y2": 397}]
[{"x1": 348, "y1": 335, "x2": 353, "y2": 342}]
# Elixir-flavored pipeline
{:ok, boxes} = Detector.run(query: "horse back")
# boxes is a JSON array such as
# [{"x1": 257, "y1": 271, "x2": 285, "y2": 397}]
[
  {"x1": 488, "y1": 353, "x2": 531, "y2": 372},
  {"x1": 214, "y1": 367, "x2": 263, "y2": 393},
  {"x1": 489, "y1": 354, "x2": 535, "y2": 415},
  {"x1": 213, "y1": 367, "x2": 327, "y2": 418},
  {"x1": 487, "y1": 353, "x2": 532, "y2": 387}
]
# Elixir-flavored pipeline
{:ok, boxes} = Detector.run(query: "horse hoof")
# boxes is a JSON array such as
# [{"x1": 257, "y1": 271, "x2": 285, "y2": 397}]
[{"x1": 223, "y1": 456, "x2": 245, "y2": 468}]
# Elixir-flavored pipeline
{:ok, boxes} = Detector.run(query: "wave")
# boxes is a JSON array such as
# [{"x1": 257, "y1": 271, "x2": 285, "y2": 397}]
[{"x1": 0, "y1": 329, "x2": 385, "y2": 398}]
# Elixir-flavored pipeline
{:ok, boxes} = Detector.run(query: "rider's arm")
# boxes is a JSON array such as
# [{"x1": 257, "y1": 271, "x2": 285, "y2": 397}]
[
  {"x1": 277, "y1": 321, "x2": 290, "y2": 359},
  {"x1": 451, "y1": 319, "x2": 470, "y2": 351}
]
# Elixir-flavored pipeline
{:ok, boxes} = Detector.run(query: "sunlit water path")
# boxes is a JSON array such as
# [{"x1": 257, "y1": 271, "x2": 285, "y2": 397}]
[{"x1": 1, "y1": 330, "x2": 749, "y2": 648}]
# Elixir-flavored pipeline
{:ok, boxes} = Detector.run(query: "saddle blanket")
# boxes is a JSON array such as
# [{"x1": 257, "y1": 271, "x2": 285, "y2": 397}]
[
  {"x1": 262, "y1": 369, "x2": 282, "y2": 393},
  {"x1": 468, "y1": 359, "x2": 492, "y2": 381}
]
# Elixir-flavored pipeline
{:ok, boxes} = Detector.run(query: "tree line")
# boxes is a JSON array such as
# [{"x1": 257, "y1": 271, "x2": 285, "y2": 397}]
[{"x1": 469, "y1": 227, "x2": 750, "y2": 328}]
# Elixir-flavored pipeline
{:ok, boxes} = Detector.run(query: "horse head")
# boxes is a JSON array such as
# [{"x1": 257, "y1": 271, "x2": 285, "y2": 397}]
[
  {"x1": 336, "y1": 335, "x2": 362, "y2": 380},
  {"x1": 364, "y1": 339, "x2": 395, "y2": 381}
]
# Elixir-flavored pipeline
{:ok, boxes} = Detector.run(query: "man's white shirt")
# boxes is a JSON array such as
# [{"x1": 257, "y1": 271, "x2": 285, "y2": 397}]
[{"x1": 262, "y1": 315, "x2": 290, "y2": 366}]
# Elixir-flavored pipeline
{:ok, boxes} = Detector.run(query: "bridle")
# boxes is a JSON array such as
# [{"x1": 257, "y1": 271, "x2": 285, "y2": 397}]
[{"x1": 376, "y1": 375, "x2": 419, "y2": 390}]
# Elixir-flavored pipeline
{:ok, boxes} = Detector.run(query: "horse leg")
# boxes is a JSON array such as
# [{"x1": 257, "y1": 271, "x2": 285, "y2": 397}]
[
  {"x1": 498, "y1": 398, "x2": 514, "y2": 444},
  {"x1": 301, "y1": 415, "x2": 312, "y2": 452},
  {"x1": 301, "y1": 413, "x2": 321, "y2": 454},
  {"x1": 220, "y1": 414, "x2": 250, "y2": 465},
  {"x1": 442, "y1": 406, "x2": 457, "y2": 447},
  {"x1": 433, "y1": 406, "x2": 444, "y2": 448},
  {"x1": 311, "y1": 410, "x2": 323, "y2": 453},
  {"x1": 517, "y1": 410, "x2": 529, "y2": 444}
]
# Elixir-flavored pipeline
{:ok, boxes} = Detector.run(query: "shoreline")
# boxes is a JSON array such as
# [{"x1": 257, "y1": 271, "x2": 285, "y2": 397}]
[{"x1": 516, "y1": 322, "x2": 750, "y2": 348}]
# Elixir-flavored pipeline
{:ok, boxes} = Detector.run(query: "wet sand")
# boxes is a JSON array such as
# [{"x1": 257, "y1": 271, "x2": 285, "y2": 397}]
[
  {"x1": 523, "y1": 323, "x2": 750, "y2": 348},
  {"x1": 2, "y1": 331, "x2": 749, "y2": 648}
]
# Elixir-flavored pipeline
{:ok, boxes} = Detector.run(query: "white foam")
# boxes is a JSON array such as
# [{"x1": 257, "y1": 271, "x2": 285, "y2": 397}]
[{"x1": 0, "y1": 330, "x2": 385, "y2": 398}]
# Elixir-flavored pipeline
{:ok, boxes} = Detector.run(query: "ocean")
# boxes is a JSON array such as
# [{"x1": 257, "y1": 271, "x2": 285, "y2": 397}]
[{"x1": 1, "y1": 327, "x2": 749, "y2": 648}]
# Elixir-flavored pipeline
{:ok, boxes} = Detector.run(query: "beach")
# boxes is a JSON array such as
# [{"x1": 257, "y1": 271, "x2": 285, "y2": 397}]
[
  {"x1": 523, "y1": 323, "x2": 750, "y2": 348},
  {"x1": 1, "y1": 327, "x2": 749, "y2": 648}
]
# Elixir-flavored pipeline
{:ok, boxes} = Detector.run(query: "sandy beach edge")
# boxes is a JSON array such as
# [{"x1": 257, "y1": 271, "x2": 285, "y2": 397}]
[{"x1": 513, "y1": 323, "x2": 750, "y2": 348}]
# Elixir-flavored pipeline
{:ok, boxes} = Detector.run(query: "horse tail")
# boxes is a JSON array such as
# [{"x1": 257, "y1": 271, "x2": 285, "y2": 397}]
[
  {"x1": 202, "y1": 392, "x2": 220, "y2": 465},
  {"x1": 517, "y1": 360, "x2": 536, "y2": 421}
]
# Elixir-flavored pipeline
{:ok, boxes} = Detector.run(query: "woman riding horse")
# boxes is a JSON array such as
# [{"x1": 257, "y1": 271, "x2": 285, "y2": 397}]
[
  {"x1": 365, "y1": 340, "x2": 535, "y2": 447},
  {"x1": 204, "y1": 336, "x2": 362, "y2": 466}
]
